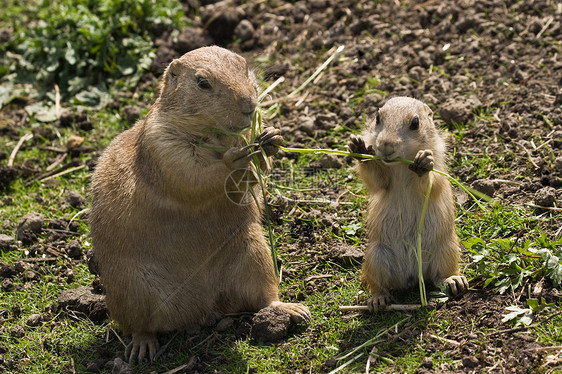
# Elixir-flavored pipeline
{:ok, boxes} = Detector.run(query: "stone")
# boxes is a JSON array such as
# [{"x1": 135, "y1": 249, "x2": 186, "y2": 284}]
[
  {"x1": 330, "y1": 244, "x2": 364, "y2": 265},
  {"x1": 10, "y1": 325, "x2": 25, "y2": 339},
  {"x1": 66, "y1": 240, "x2": 83, "y2": 259},
  {"x1": 555, "y1": 157, "x2": 562, "y2": 174},
  {"x1": 534, "y1": 186, "x2": 556, "y2": 207},
  {"x1": 66, "y1": 190, "x2": 86, "y2": 208},
  {"x1": 234, "y1": 20, "x2": 254, "y2": 42},
  {"x1": 1, "y1": 278, "x2": 14, "y2": 291},
  {"x1": 215, "y1": 317, "x2": 234, "y2": 332},
  {"x1": 471, "y1": 179, "x2": 495, "y2": 198},
  {"x1": 462, "y1": 356, "x2": 479, "y2": 368},
  {"x1": 440, "y1": 95, "x2": 482, "y2": 125},
  {"x1": 0, "y1": 234, "x2": 15, "y2": 250},
  {"x1": 297, "y1": 116, "x2": 315, "y2": 136},
  {"x1": 122, "y1": 105, "x2": 140, "y2": 124},
  {"x1": 65, "y1": 135, "x2": 85, "y2": 151},
  {"x1": 26, "y1": 313, "x2": 42, "y2": 327},
  {"x1": 17, "y1": 212, "x2": 44, "y2": 234},
  {"x1": 173, "y1": 27, "x2": 213, "y2": 55},
  {"x1": 57, "y1": 286, "x2": 107, "y2": 323},
  {"x1": 251, "y1": 305, "x2": 291, "y2": 343},
  {"x1": 319, "y1": 154, "x2": 342, "y2": 169}
]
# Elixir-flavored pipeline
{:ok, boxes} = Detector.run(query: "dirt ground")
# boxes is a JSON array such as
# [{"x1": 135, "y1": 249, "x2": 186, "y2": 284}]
[{"x1": 1, "y1": 0, "x2": 561, "y2": 372}]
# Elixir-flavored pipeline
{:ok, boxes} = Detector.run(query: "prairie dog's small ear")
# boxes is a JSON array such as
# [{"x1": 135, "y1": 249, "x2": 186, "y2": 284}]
[
  {"x1": 366, "y1": 108, "x2": 381, "y2": 131},
  {"x1": 364, "y1": 108, "x2": 378, "y2": 130},
  {"x1": 375, "y1": 109, "x2": 381, "y2": 124},
  {"x1": 423, "y1": 103, "x2": 433, "y2": 120},
  {"x1": 163, "y1": 59, "x2": 181, "y2": 91}
]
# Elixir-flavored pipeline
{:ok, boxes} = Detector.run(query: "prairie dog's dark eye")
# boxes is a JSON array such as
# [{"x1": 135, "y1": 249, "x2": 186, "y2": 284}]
[
  {"x1": 410, "y1": 117, "x2": 420, "y2": 130},
  {"x1": 196, "y1": 76, "x2": 212, "y2": 90},
  {"x1": 375, "y1": 112, "x2": 381, "y2": 124}
]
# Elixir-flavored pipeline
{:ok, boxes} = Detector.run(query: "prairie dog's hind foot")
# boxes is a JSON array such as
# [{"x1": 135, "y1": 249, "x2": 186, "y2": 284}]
[
  {"x1": 442, "y1": 275, "x2": 469, "y2": 296},
  {"x1": 270, "y1": 301, "x2": 311, "y2": 323},
  {"x1": 366, "y1": 291, "x2": 391, "y2": 312},
  {"x1": 125, "y1": 332, "x2": 160, "y2": 364}
]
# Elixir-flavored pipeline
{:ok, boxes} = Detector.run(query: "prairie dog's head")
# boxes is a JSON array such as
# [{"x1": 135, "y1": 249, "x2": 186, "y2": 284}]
[
  {"x1": 365, "y1": 97, "x2": 440, "y2": 162},
  {"x1": 158, "y1": 46, "x2": 258, "y2": 132}
]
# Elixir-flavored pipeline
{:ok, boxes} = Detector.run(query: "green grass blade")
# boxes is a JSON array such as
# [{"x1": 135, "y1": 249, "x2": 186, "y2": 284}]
[
  {"x1": 416, "y1": 174, "x2": 433, "y2": 307},
  {"x1": 287, "y1": 45, "x2": 345, "y2": 98}
]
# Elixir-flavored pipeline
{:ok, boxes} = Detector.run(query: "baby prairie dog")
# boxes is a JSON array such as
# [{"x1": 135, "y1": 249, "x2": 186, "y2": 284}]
[
  {"x1": 349, "y1": 96, "x2": 468, "y2": 309},
  {"x1": 89, "y1": 46, "x2": 310, "y2": 363}
]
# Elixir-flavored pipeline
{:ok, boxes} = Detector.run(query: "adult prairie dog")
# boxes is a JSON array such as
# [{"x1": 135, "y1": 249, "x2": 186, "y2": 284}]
[
  {"x1": 349, "y1": 96, "x2": 468, "y2": 309},
  {"x1": 89, "y1": 46, "x2": 310, "y2": 363}
]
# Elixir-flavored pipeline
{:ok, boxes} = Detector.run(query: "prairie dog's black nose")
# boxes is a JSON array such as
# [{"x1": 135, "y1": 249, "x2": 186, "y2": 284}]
[
  {"x1": 239, "y1": 96, "x2": 257, "y2": 115},
  {"x1": 378, "y1": 140, "x2": 398, "y2": 158}
]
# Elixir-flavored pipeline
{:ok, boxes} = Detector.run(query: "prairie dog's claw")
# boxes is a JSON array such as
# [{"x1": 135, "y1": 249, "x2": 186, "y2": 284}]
[
  {"x1": 224, "y1": 147, "x2": 254, "y2": 170},
  {"x1": 348, "y1": 135, "x2": 375, "y2": 158},
  {"x1": 270, "y1": 301, "x2": 311, "y2": 323},
  {"x1": 409, "y1": 149, "x2": 434, "y2": 176},
  {"x1": 443, "y1": 275, "x2": 469, "y2": 296},
  {"x1": 126, "y1": 333, "x2": 159, "y2": 364},
  {"x1": 257, "y1": 127, "x2": 283, "y2": 157},
  {"x1": 366, "y1": 292, "x2": 391, "y2": 312}
]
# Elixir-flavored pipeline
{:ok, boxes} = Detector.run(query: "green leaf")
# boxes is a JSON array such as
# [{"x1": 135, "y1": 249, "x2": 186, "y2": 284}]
[
  {"x1": 342, "y1": 222, "x2": 361, "y2": 236},
  {"x1": 0, "y1": 80, "x2": 15, "y2": 109},
  {"x1": 501, "y1": 305, "x2": 529, "y2": 323},
  {"x1": 25, "y1": 101, "x2": 58, "y2": 122},
  {"x1": 73, "y1": 84, "x2": 111, "y2": 109},
  {"x1": 64, "y1": 42, "x2": 77, "y2": 65},
  {"x1": 526, "y1": 298, "x2": 539, "y2": 309}
]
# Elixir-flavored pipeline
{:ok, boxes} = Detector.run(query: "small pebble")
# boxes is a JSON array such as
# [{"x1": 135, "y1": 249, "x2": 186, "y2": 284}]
[
  {"x1": 1, "y1": 278, "x2": 14, "y2": 292},
  {"x1": 26, "y1": 313, "x2": 42, "y2": 327},
  {"x1": 215, "y1": 317, "x2": 234, "y2": 332},
  {"x1": 123, "y1": 105, "x2": 140, "y2": 124},
  {"x1": 461, "y1": 356, "x2": 479, "y2": 368},
  {"x1": 471, "y1": 179, "x2": 495, "y2": 197},
  {"x1": 10, "y1": 325, "x2": 25, "y2": 339},
  {"x1": 555, "y1": 157, "x2": 562, "y2": 174},
  {"x1": 234, "y1": 20, "x2": 255, "y2": 41},
  {"x1": 534, "y1": 186, "x2": 556, "y2": 207},
  {"x1": 0, "y1": 234, "x2": 15, "y2": 250},
  {"x1": 66, "y1": 190, "x2": 86, "y2": 208}
]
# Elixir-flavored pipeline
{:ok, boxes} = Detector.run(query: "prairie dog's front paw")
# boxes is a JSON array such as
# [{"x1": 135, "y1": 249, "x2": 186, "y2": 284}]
[
  {"x1": 348, "y1": 135, "x2": 375, "y2": 159},
  {"x1": 223, "y1": 146, "x2": 254, "y2": 170},
  {"x1": 256, "y1": 127, "x2": 283, "y2": 157},
  {"x1": 409, "y1": 149, "x2": 434, "y2": 177}
]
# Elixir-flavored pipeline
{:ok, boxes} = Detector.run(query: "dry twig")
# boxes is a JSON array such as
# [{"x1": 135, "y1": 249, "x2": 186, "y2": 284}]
[
  {"x1": 39, "y1": 165, "x2": 86, "y2": 182},
  {"x1": 305, "y1": 274, "x2": 333, "y2": 282},
  {"x1": 153, "y1": 331, "x2": 179, "y2": 361},
  {"x1": 8, "y1": 133, "x2": 33, "y2": 167},
  {"x1": 428, "y1": 333, "x2": 461, "y2": 347},
  {"x1": 524, "y1": 346, "x2": 562, "y2": 353},
  {"x1": 162, "y1": 357, "x2": 198, "y2": 374},
  {"x1": 339, "y1": 304, "x2": 422, "y2": 312}
]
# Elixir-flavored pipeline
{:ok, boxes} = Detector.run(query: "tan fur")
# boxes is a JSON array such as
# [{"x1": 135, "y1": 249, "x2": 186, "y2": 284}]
[
  {"x1": 352, "y1": 97, "x2": 467, "y2": 308},
  {"x1": 89, "y1": 46, "x2": 309, "y2": 362}
]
